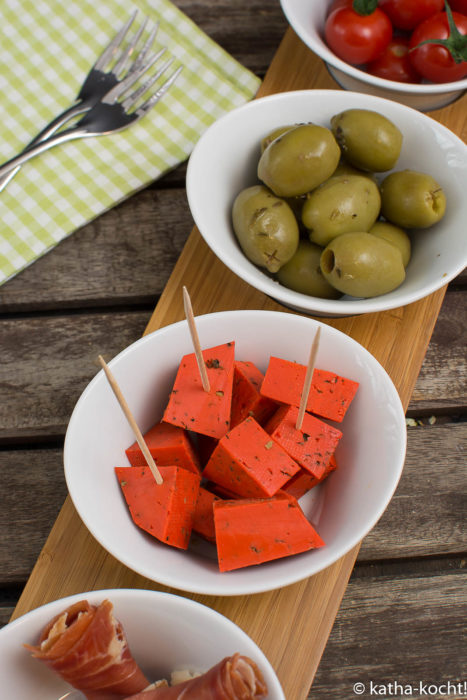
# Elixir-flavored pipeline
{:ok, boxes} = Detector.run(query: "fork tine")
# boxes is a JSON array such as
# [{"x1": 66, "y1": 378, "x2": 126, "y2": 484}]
[
  {"x1": 112, "y1": 16, "x2": 149, "y2": 76},
  {"x1": 136, "y1": 66, "x2": 183, "y2": 117},
  {"x1": 121, "y1": 58, "x2": 174, "y2": 111},
  {"x1": 127, "y1": 22, "x2": 159, "y2": 75},
  {"x1": 103, "y1": 48, "x2": 166, "y2": 104},
  {"x1": 93, "y1": 10, "x2": 138, "y2": 71}
]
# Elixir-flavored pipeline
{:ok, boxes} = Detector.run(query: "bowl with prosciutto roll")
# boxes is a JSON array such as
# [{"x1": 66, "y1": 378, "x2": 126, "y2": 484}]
[
  {"x1": 64, "y1": 309, "x2": 406, "y2": 595},
  {"x1": 0, "y1": 588, "x2": 283, "y2": 699}
]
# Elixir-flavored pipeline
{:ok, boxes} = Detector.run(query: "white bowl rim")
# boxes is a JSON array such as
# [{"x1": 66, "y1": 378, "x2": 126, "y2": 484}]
[
  {"x1": 64, "y1": 310, "x2": 407, "y2": 595},
  {"x1": 279, "y1": 0, "x2": 467, "y2": 94},
  {"x1": 186, "y1": 89, "x2": 467, "y2": 316},
  {"x1": 1, "y1": 588, "x2": 285, "y2": 699}
]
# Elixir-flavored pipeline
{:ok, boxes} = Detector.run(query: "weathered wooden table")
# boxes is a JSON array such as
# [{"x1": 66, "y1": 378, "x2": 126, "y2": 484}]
[{"x1": 1, "y1": 2, "x2": 466, "y2": 699}]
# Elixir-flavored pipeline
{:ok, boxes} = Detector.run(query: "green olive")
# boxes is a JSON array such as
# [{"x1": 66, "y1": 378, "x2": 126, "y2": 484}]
[
  {"x1": 257, "y1": 124, "x2": 341, "y2": 197},
  {"x1": 260, "y1": 125, "x2": 296, "y2": 153},
  {"x1": 302, "y1": 174, "x2": 381, "y2": 247},
  {"x1": 332, "y1": 160, "x2": 376, "y2": 181},
  {"x1": 330, "y1": 109, "x2": 403, "y2": 172},
  {"x1": 320, "y1": 232, "x2": 405, "y2": 298},
  {"x1": 277, "y1": 240, "x2": 342, "y2": 299},
  {"x1": 232, "y1": 185, "x2": 299, "y2": 273},
  {"x1": 380, "y1": 170, "x2": 446, "y2": 229},
  {"x1": 369, "y1": 221, "x2": 411, "y2": 267}
]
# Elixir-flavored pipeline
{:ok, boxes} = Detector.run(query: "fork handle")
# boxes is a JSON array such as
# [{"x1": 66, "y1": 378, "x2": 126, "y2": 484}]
[
  {"x1": 0, "y1": 102, "x2": 89, "y2": 190},
  {"x1": 0, "y1": 124, "x2": 88, "y2": 179}
]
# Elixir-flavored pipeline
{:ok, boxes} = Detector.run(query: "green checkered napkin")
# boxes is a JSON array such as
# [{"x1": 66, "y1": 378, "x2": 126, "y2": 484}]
[{"x1": 0, "y1": 0, "x2": 260, "y2": 284}]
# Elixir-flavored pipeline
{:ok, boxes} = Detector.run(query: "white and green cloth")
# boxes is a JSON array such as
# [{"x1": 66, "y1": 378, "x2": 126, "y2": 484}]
[{"x1": 0, "y1": 0, "x2": 260, "y2": 284}]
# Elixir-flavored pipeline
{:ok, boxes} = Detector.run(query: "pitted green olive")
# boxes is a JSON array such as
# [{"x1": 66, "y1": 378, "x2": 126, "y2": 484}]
[
  {"x1": 380, "y1": 170, "x2": 446, "y2": 229},
  {"x1": 302, "y1": 174, "x2": 381, "y2": 247},
  {"x1": 369, "y1": 221, "x2": 411, "y2": 267},
  {"x1": 232, "y1": 185, "x2": 299, "y2": 273},
  {"x1": 331, "y1": 109, "x2": 403, "y2": 172},
  {"x1": 257, "y1": 124, "x2": 341, "y2": 197},
  {"x1": 277, "y1": 240, "x2": 342, "y2": 299},
  {"x1": 320, "y1": 232, "x2": 405, "y2": 298}
]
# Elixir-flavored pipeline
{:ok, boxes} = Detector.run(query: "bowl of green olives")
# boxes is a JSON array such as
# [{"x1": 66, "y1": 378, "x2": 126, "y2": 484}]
[
  {"x1": 186, "y1": 89, "x2": 467, "y2": 317},
  {"x1": 279, "y1": 0, "x2": 467, "y2": 112}
]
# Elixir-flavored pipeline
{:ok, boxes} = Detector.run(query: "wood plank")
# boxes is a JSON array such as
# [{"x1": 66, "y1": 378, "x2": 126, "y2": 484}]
[
  {"x1": 359, "y1": 421, "x2": 467, "y2": 560},
  {"x1": 1, "y1": 422, "x2": 464, "y2": 585},
  {"x1": 311, "y1": 570, "x2": 467, "y2": 700},
  {"x1": 1, "y1": 292, "x2": 464, "y2": 442},
  {"x1": 408, "y1": 291, "x2": 467, "y2": 415},
  {"x1": 0, "y1": 190, "x2": 193, "y2": 312},
  {"x1": 8, "y1": 26, "x2": 467, "y2": 700},
  {"x1": 0, "y1": 311, "x2": 149, "y2": 442}
]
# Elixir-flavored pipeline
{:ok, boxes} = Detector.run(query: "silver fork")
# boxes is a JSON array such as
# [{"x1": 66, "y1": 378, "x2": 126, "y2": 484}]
[
  {"x1": 0, "y1": 11, "x2": 164, "y2": 190},
  {"x1": 0, "y1": 60, "x2": 183, "y2": 177},
  {"x1": 0, "y1": 59, "x2": 182, "y2": 179}
]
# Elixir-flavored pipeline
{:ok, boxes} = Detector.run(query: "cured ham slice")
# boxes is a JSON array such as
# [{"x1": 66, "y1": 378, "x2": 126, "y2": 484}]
[
  {"x1": 124, "y1": 653, "x2": 268, "y2": 699},
  {"x1": 25, "y1": 599, "x2": 149, "y2": 700}
]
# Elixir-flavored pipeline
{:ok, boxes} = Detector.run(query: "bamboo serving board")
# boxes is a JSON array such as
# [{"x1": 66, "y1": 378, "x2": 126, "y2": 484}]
[{"x1": 11, "y1": 28, "x2": 466, "y2": 699}]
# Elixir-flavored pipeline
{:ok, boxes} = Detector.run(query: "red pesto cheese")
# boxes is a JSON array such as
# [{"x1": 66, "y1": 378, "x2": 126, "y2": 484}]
[
  {"x1": 230, "y1": 360, "x2": 278, "y2": 428},
  {"x1": 213, "y1": 491, "x2": 325, "y2": 572},
  {"x1": 260, "y1": 356, "x2": 359, "y2": 423},
  {"x1": 283, "y1": 454, "x2": 338, "y2": 500},
  {"x1": 125, "y1": 421, "x2": 201, "y2": 474},
  {"x1": 203, "y1": 416, "x2": 300, "y2": 499},
  {"x1": 163, "y1": 342, "x2": 235, "y2": 440},
  {"x1": 115, "y1": 465, "x2": 200, "y2": 550},
  {"x1": 192, "y1": 486, "x2": 220, "y2": 543},
  {"x1": 265, "y1": 404, "x2": 342, "y2": 480}
]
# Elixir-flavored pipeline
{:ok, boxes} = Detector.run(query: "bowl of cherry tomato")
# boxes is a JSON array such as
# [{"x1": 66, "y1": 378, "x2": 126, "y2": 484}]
[{"x1": 280, "y1": 0, "x2": 467, "y2": 111}]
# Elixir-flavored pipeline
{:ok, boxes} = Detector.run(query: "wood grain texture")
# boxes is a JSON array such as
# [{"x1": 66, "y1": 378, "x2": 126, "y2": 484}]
[
  {"x1": 1, "y1": 423, "x2": 464, "y2": 586},
  {"x1": 1, "y1": 294, "x2": 464, "y2": 442},
  {"x1": 3, "y1": 4, "x2": 466, "y2": 699},
  {"x1": 312, "y1": 569, "x2": 467, "y2": 700}
]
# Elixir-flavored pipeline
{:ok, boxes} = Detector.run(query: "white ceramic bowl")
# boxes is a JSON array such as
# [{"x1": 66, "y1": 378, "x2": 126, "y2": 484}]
[
  {"x1": 186, "y1": 89, "x2": 467, "y2": 318},
  {"x1": 64, "y1": 310, "x2": 406, "y2": 596},
  {"x1": 280, "y1": 0, "x2": 467, "y2": 111},
  {"x1": 0, "y1": 588, "x2": 285, "y2": 699}
]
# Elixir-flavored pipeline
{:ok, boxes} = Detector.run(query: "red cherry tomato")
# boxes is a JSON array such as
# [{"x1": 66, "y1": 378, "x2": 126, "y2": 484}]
[
  {"x1": 448, "y1": 0, "x2": 467, "y2": 13},
  {"x1": 409, "y1": 11, "x2": 467, "y2": 83},
  {"x1": 324, "y1": 6, "x2": 393, "y2": 65},
  {"x1": 378, "y1": 0, "x2": 444, "y2": 31},
  {"x1": 366, "y1": 38, "x2": 422, "y2": 82}
]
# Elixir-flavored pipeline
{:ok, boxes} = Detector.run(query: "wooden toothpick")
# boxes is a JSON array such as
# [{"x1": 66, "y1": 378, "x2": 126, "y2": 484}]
[
  {"x1": 98, "y1": 355, "x2": 163, "y2": 485},
  {"x1": 182, "y1": 285, "x2": 210, "y2": 392},
  {"x1": 295, "y1": 327, "x2": 321, "y2": 431}
]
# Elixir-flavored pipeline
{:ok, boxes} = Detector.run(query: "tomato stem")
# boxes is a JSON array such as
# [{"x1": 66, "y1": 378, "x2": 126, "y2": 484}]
[
  {"x1": 352, "y1": 0, "x2": 378, "y2": 16},
  {"x1": 413, "y1": 0, "x2": 467, "y2": 64}
]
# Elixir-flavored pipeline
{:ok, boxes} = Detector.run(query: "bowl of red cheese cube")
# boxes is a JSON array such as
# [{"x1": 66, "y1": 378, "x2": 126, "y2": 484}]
[{"x1": 64, "y1": 310, "x2": 406, "y2": 596}]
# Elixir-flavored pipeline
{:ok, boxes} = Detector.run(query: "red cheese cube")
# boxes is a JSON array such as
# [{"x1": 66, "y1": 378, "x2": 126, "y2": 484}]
[
  {"x1": 231, "y1": 360, "x2": 277, "y2": 428},
  {"x1": 261, "y1": 356, "x2": 359, "y2": 422},
  {"x1": 265, "y1": 405, "x2": 342, "y2": 479},
  {"x1": 115, "y1": 465, "x2": 200, "y2": 549},
  {"x1": 163, "y1": 342, "x2": 235, "y2": 440},
  {"x1": 203, "y1": 416, "x2": 300, "y2": 499},
  {"x1": 213, "y1": 491, "x2": 324, "y2": 572},
  {"x1": 192, "y1": 486, "x2": 220, "y2": 543},
  {"x1": 125, "y1": 421, "x2": 200, "y2": 474},
  {"x1": 283, "y1": 454, "x2": 338, "y2": 499}
]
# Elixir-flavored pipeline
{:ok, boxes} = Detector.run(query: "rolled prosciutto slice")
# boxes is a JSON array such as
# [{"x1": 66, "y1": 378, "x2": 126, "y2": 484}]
[
  {"x1": 25, "y1": 599, "x2": 149, "y2": 700},
  {"x1": 125, "y1": 653, "x2": 268, "y2": 699}
]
